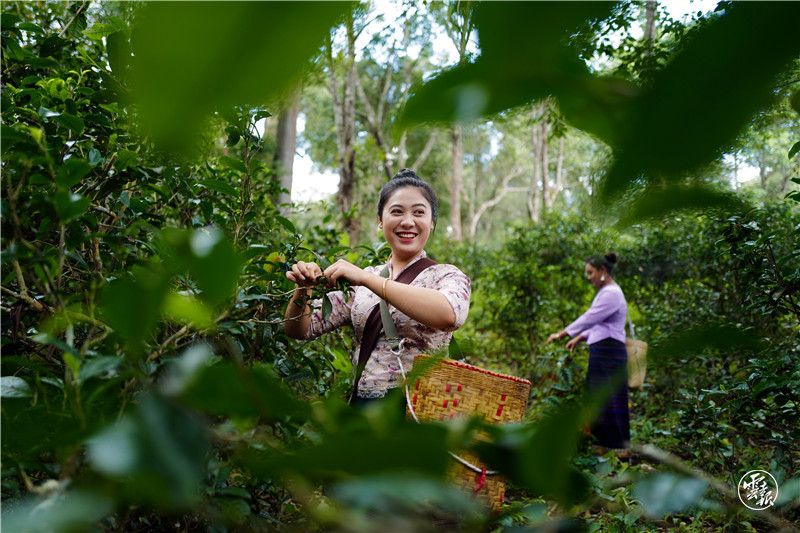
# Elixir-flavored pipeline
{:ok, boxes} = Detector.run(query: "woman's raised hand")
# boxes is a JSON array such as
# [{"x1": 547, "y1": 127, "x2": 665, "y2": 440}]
[
  {"x1": 286, "y1": 261, "x2": 324, "y2": 288},
  {"x1": 323, "y1": 259, "x2": 366, "y2": 287}
]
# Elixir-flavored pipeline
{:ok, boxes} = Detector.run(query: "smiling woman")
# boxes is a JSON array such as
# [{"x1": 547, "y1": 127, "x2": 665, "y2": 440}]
[{"x1": 283, "y1": 169, "x2": 472, "y2": 405}]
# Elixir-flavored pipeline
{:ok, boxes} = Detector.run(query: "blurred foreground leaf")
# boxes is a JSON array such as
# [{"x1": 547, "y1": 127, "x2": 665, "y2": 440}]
[
  {"x1": 475, "y1": 400, "x2": 596, "y2": 507},
  {"x1": 1, "y1": 489, "x2": 114, "y2": 533},
  {"x1": 131, "y1": 1, "x2": 353, "y2": 152},
  {"x1": 633, "y1": 473, "x2": 708, "y2": 518},
  {"x1": 86, "y1": 393, "x2": 210, "y2": 509},
  {"x1": 401, "y1": 1, "x2": 800, "y2": 215},
  {"x1": 649, "y1": 325, "x2": 764, "y2": 363}
]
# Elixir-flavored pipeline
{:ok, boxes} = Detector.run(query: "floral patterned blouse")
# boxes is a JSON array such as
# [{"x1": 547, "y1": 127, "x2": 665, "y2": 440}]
[{"x1": 304, "y1": 251, "x2": 471, "y2": 399}]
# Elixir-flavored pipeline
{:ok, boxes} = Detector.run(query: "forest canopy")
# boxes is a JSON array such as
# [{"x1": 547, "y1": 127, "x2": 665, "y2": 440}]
[{"x1": 1, "y1": 1, "x2": 799, "y2": 532}]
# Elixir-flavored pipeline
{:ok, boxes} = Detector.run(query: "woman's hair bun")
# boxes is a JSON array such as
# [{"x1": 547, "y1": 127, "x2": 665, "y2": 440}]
[
  {"x1": 604, "y1": 252, "x2": 619, "y2": 264},
  {"x1": 393, "y1": 168, "x2": 420, "y2": 181}
]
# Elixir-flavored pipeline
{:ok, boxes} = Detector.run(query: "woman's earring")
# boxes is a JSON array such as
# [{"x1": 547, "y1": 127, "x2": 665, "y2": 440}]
[{"x1": 600, "y1": 274, "x2": 605, "y2": 281}]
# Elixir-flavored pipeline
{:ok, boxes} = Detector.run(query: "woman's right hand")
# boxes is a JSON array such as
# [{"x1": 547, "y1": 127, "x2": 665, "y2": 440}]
[{"x1": 286, "y1": 261, "x2": 324, "y2": 288}]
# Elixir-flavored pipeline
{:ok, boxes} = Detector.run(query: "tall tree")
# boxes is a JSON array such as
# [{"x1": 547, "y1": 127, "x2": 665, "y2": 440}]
[
  {"x1": 433, "y1": 1, "x2": 476, "y2": 242},
  {"x1": 326, "y1": 8, "x2": 359, "y2": 245},
  {"x1": 275, "y1": 86, "x2": 301, "y2": 215}
]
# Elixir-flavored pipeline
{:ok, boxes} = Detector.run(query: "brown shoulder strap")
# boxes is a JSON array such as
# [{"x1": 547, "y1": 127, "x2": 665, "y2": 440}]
[{"x1": 350, "y1": 257, "x2": 438, "y2": 403}]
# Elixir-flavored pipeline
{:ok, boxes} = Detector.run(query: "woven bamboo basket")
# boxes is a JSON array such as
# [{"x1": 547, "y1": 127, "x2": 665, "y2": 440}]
[
  {"x1": 626, "y1": 338, "x2": 648, "y2": 389},
  {"x1": 406, "y1": 355, "x2": 532, "y2": 512}
]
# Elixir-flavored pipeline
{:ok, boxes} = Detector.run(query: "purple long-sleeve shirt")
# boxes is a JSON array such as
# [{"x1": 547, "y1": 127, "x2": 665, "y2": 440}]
[{"x1": 565, "y1": 283, "x2": 627, "y2": 345}]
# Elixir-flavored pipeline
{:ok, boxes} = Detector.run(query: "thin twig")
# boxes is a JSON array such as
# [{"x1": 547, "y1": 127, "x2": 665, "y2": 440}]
[
  {"x1": 1, "y1": 285, "x2": 47, "y2": 313},
  {"x1": 58, "y1": 1, "x2": 88, "y2": 38}
]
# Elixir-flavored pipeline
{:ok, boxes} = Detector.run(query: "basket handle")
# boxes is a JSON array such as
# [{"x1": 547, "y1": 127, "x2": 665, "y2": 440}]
[{"x1": 397, "y1": 355, "x2": 499, "y2": 476}]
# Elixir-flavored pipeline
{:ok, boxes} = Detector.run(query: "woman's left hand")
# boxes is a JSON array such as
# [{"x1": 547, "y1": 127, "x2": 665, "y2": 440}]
[
  {"x1": 565, "y1": 334, "x2": 585, "y2": 352},
  {"x1": 323, "y1": 259, "x2": 367, "y2": 287}
]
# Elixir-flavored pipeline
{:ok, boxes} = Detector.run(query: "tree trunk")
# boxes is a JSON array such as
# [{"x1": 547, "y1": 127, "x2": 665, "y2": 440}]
[
  {"x1": 450, "y1": 124, "x2": 463, "y2": 241},
  {"x1": 397, "y1": 18, "x2": 412, "y2": 170},
  {"x1": 469, "y1": 169, "x2": 524, "y2": 240},
  {"x1": 275, "y1": 87, "x2": 300, "y2": 216},
  {"x1": 540, "y1": 117, "x2": 551, "y2": 215},
  {"x1": 327, "y1": 12, "x2": 359, "y2": 245},
  {"x1": 549, "y1": 136, "x2": 565, "y2": 207},
  {"x1": 644, "y1": 1, "x2": 657, "y2": 49}
]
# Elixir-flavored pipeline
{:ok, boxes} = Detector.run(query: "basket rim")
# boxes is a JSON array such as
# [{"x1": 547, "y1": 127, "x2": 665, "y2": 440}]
[{"x1": 414, "y1": 355, "x2": 532, "y2": 386}]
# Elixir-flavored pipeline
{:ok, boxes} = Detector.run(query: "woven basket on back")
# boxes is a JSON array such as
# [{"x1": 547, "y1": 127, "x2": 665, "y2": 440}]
[
  {"x1": 406, "y1": 355, "x2": 532, "y2": 512},
  {"x1": 626, "y1": 338, "x2": 648, "y2": 389}
]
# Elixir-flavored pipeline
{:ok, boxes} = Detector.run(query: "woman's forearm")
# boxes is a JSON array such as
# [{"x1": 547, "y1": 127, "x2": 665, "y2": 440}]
[
  {"x1": 284, "y1": 287, "x2": 312, "y2": 339},
  {"x1": 361, "y1": 273, "x2": 456, "y2": 330}
]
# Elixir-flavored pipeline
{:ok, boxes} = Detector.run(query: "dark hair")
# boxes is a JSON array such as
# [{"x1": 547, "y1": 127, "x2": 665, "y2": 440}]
[
  {"x1": 586, "y1": 252, "x2": 619, "y2": 276},
  {"x1": 377, "y1": 168, "x2": 438, "y2": 227}
]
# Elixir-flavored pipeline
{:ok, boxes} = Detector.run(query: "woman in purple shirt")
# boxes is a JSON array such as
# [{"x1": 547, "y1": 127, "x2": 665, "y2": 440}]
[{"x1": 547, "y1": 252, "x2": 630, "y2": 459}]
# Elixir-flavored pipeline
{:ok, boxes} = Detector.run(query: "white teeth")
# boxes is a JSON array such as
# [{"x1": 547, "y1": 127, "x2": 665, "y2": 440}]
[{"x1": 397, "y1": 233, "x2": 416, "y2": 238}]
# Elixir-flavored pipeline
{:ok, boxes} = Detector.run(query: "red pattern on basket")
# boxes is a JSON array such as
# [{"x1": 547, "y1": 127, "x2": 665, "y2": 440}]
[
  {"x1": 438, "y1": 359, "x2": 532, "y2": 385},
  {"x1": 474, "y1": 468, "x2": 487, "y2": 493},
  {"x1": 496, "y1": 405, "x2": 504, "y2": 417}
]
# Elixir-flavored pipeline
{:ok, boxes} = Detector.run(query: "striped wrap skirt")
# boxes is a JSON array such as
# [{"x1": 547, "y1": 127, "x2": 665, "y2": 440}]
[{"x1": 587, "y1": 337, "x2": 630, "y2": 452}]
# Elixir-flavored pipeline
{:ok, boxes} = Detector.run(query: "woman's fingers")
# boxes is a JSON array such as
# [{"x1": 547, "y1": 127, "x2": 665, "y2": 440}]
[
  {"x1": 323, "y1": 259, "x2": 363, "y2": 286},
  {"x1": 286, "y1": 261, "x2": 323, "y2": 287}
]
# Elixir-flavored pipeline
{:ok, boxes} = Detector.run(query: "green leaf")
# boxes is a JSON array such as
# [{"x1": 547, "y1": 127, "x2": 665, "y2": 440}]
[
  {"x1": 56, "y1": 158, "x2": 93, "y2": 189},
  {"x1": 163, "y1": 291, "x2": 215, "y2": 328},
  {"x1": 106, "y1": 31, "x2": 131, "y2": 79},
  {"x1": 614, "y1": 185, "x2": 743, "y2": 227},
  {"x1": 225, "y1": 130, "x2": 240, "y2": 147},
  {"x1": 1, "y1": 490, "x2": 114, "y2": 533},
  {"x1": 215, "y1": 497, "x2": 252, "y2": 525},
  {"x1": 788, "y1": 141, "x2": 800, "y2": 160},
  {"x1": 100, "y1": 267, "x2": 170, "y2": 352},
  {"x1": 1, "y1": 125, "x2": 34, "y2": 153},
  {"x1": 131, "y1": 1, "x2": 352, "y2": 152},
  {"x1": 275, "y1": 215, "x2": 297, "y2": 234},
  {"x1": 473, "y1": 397, "x2": 597, "y2": 507},
  {"x1": 54, "y1": 191, "x2": 91, "y2": 223},
  {"x1": 159, "y1": 228, "x2": 243, "y2": 307},
  {"x1": 600, "y1": 1, "x2": 800, "y2": 200},
  {"x1": 62, "y1": 352, "x2": 82, "y2": 381},
  {"x1": 17, "y1": 22, "x2": 44, "y2": 34},
  {"x1": 198, "y1": 178, "x2": 238, "y2": 197},
  {"x1": 1, "y1": 376, "x2": 33, "y2": 398},
  {"x1": 1, "y1": 13, "x2": 21, "y2": 28},
  {"x1": 322, "y1": 294, "x2": 333, "y2": 320},
  {"x1": 633, "y1": 473, "x2": 707, "y2": 517},
  {"x1": 649, "y1": 325, "x2": 764, "y2": 363},
  {"x1": 88, "y1": 147, "x2": 104, "y2": 166},
  {"x1": 180, "y1": 361, "x2": 307, "y2": 420},
  {"x1": 31, "y1": 332, "x2": 81, "y2": 358},
  {"x1": 219, "y1": 155, "x2": 247, "y2": 173},
  {"x1": 79, "y1": 356, "x2": 124, "y2": 383},
  {"x1": 86, "y1": 393, "x2": 210, "y2": 508},
  {"x1": 83, "y1": 22, "x2": 121, "y2": 41},
  {"x1": 115, "y1": 149, "x2": 138, "y2": 172},
  {"x1": 53, "y1": 113, "x2": 85, "y2": 134}
]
